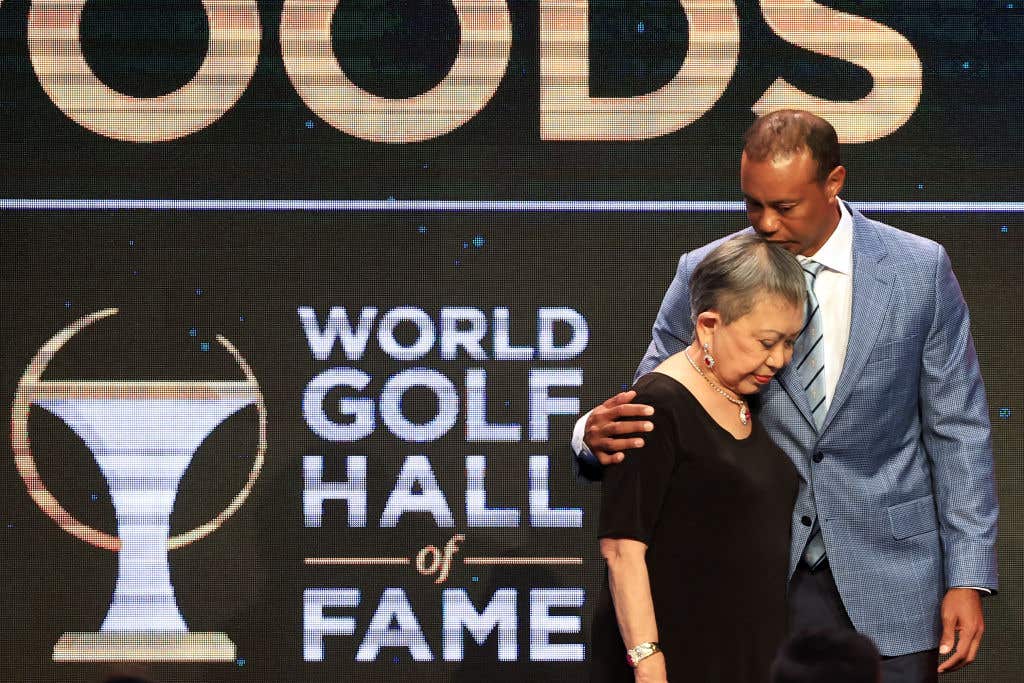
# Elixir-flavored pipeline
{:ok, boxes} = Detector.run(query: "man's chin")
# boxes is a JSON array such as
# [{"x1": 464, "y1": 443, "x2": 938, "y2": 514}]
[
  {"x1": 762, "y1": 238, "x2": 800, "y2": 252},
  {"x1": 774, "y1": 242, "x2": 803, "y2": 255}
]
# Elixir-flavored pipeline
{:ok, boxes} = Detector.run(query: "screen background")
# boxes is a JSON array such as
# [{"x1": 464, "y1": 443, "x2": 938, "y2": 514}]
[{"x1": 1, "y1": 1, "x2": 1021, "y2": 681}]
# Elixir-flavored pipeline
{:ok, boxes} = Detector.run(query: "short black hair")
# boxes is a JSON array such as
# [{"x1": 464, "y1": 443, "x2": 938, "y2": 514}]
[
  {"x1": 743, "y1": 110, "x2": 841, "y2": 182},
  {"x1": 770, "y1": 629, "x2": 881, "y2": 683}
]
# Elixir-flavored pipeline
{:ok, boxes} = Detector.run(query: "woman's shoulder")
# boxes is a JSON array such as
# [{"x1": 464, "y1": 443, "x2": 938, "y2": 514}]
[
  {"x1": 632, "y1": 371, "x2": 699, "y2": 412},
  {"x1": 630, "y1": 373, "x2": 711, "y2": 454}
]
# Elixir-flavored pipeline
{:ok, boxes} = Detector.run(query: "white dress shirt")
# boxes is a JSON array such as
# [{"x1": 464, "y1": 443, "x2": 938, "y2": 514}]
[
  {"x1": 571, "y1": 201, "x2": 854, "y2": 457},
  {"x1": 801, "y1": 199, "x2": 854, "y2": 412},
  {"x1": 573, "y1": 203, "x2": 992, "y2": 595}
]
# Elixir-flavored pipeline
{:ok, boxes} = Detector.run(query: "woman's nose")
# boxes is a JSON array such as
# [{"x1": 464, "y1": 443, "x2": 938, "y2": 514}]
[{"x1": 766, "y1": 348, "x2": 789, "y2": 369}]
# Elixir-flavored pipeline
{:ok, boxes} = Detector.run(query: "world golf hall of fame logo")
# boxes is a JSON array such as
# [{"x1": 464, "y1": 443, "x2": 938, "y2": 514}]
[{"x1": 10, "y1": 308, "x2": 267, "y2": 662}]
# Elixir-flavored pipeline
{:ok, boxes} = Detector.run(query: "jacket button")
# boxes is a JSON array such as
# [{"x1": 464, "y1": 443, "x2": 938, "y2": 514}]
[
  {"x1": 801, "y1": 515, "x2": 812, "y2": 526},
  {"x1": 813, "y1": 452, "x2": 824, "y2": 463}
]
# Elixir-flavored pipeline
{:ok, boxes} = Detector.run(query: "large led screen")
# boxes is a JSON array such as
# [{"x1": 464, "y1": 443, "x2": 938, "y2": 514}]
[{"x1": 1, "y1": 1, "x2": 1022, "y2": 681}]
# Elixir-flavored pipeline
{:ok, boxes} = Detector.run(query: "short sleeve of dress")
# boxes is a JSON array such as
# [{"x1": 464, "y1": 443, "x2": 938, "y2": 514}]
[{"x1": 597, "y1": 379, "x2": 684, "y2": 544}]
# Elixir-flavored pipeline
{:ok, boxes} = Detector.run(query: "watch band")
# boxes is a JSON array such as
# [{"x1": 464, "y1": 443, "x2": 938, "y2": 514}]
[{"x1": 625, "y1": 641, "x2": 661, "y2": 667}]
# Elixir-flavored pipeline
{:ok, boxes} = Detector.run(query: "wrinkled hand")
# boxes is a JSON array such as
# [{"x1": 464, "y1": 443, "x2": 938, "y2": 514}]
[
  {"x1": 937, "y1": 587, "x2": 985, "y2": 673},
  {"x1": 584, "y1": 390, "x2": 654, "y2": 465}
]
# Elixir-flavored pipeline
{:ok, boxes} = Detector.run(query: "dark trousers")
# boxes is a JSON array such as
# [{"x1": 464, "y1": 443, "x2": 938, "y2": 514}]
[{"x1": 788, "y1": 560, "x2": 938, "y2": 683}]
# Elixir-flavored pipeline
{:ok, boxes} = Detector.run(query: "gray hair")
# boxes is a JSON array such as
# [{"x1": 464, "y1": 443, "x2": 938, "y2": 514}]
[{"x1": 690, "y1": 233, "x2": 806, "y2": 331}]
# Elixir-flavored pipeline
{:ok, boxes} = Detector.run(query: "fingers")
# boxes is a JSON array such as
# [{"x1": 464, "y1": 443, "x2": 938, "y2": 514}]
[
  {"x1": 937, "y1": 609, "x2": 957, "y2": 659},
  {"x1": 597, "y1": 391, "x2": 654, "y2": 422},
  {"x1": 591, "y1": 434, "x2": 647, "y2": 465},
  {"x1": 594, "y1": 438, "x2": 648, "y2": 465},
  {"x1": 936, "y1": 603, "x2": 960, "y2": 672},
  {"x1": 937, "y1": 590, "x2": 985, "y2": 673},
  {"x1": 601, "y1": 420, "x2": 655, "y2": 436},
  {"x1": 605, "y1": 404, "x2": 658, "y2": 419},
  {"x1": 964, "y1": 619, "x2": 985, "y2": 664},
  {"x1": 938, "y1": 621, "x2": 984, "y2": 673},
  {"x1": 937, "y1": 637, "x2": 966, "y2": 673},
  {"x1": 597, "y1": 451, "x2": 626, "y2": 465},
  {"x1": 584, "y1": 392, "x2": 656, "y2": 464},
  {"x1": 587, "y1": 419, "x2": 654, "y2": 465}
]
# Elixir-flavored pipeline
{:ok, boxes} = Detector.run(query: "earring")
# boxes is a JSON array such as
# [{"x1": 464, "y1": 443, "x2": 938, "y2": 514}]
[{"x1": 702, "y1": 342, "x2": 716, "y2": 368}]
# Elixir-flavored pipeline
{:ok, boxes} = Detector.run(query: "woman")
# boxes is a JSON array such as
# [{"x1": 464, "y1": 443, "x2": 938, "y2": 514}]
[{"x1": 590, "y1": 233, "x2": 807, "y2": 683}]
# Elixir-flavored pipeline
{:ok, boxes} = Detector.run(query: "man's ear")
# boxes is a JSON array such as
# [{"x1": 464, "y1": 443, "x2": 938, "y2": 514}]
[{"x1": 826, "y1": 164, "x2": 847, "y2": 202}]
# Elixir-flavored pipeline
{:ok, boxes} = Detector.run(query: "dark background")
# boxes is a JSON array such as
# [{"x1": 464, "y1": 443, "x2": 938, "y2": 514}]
[
  {"x1": 1, "y1": 1, "x2": 1022, "y2": 681},
  {"x1": 0, "y1": 0, "x2": 1021, "y2": 200}
]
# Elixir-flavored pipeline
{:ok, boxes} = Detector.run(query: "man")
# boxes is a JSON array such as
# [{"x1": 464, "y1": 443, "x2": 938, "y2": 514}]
[{"x1": 574, "y1": 110, "x2": 998, "y2": 682}]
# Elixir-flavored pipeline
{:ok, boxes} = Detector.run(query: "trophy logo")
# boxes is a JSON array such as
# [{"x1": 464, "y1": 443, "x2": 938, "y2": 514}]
[{"x1": 10, "y1": 308, "x2": 267, "y2": 662}]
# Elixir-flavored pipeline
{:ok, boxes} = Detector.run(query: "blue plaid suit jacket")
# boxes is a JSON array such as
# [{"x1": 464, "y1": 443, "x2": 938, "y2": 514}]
[{"x1": 631, "y1": 204, "x2": 998, "y2": 657}]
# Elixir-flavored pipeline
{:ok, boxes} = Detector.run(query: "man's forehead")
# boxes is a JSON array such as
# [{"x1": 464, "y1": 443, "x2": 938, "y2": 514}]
[
  {"x1": 741, "y1": 146, "x2": 814, "y2": 167},
  {"x1": 741, "y1": 153, "x2": 818, "y2": 189}
]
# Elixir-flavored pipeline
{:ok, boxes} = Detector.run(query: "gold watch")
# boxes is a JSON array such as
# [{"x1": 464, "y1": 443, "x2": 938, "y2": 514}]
[{"x1": 625, "y1": 641, "x2": 661, "y2": 667}]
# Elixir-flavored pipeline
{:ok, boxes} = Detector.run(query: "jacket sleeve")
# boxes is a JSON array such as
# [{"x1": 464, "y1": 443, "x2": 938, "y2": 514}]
[
  {"x1": 571, "y1": 250, "x2": 697, "y2": 482},
  {"x1": 633, "y1": 250, "x2": 697, "y2": 381},
  {"x1": 919, "y1": 243, "x2": 999, "y2": 591}
]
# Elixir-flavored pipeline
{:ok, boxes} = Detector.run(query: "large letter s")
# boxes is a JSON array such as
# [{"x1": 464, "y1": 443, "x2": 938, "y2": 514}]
[{"x1": 754, "y1": 0, "x2": 921, "y2": 143}]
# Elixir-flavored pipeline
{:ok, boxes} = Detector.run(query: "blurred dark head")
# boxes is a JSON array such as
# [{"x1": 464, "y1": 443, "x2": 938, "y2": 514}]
[{"x1": 771, "y1": 628, "x2": 881, "y2": 683}]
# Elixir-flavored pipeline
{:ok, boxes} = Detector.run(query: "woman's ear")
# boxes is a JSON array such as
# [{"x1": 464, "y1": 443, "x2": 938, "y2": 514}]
[{"x1": 694, "y1": 310, "x2": 720, "y2": 346}]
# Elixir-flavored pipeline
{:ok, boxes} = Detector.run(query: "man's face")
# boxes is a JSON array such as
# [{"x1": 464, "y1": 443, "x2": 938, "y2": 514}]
[{"x1": 740, "y1": 150, "x2": 845, "y2": 257}]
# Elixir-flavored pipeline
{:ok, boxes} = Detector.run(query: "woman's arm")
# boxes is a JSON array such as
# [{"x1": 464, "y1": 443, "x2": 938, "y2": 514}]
[{"x1": 601, "y1": 537, "x2": 668, "y2": 682}]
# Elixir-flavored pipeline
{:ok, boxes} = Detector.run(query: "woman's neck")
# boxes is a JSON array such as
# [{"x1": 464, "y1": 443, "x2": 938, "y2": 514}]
[{"x1": 683, "y1": 343, "x2": 743, "y2": 399}]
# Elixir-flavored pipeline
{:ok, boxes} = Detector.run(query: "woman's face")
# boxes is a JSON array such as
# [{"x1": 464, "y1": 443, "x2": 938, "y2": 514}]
[{"x1": 702, "y1": 294, "x2": 805, "y2": 396}]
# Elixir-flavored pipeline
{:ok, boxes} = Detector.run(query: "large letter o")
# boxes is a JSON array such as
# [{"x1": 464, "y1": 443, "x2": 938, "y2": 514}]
[
  {"x1": 27, "y1": 0, "x2": 261, "y2": 142},
  {"x1": 280, "y1": 0, "x2": 512, "y2": 143}
]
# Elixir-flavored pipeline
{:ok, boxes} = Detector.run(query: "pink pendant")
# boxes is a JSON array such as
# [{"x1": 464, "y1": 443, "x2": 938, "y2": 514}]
[{"x1": 739, "y1": 406, "x2": 750, "y2": 425}]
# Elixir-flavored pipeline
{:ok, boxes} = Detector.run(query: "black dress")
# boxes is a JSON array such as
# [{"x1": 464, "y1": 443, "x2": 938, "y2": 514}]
[{"x1": 590, "y1": 372, "x2": 798, "y2": 682}]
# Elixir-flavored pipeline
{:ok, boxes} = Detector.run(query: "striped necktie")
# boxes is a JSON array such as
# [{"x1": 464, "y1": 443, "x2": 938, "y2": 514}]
[
  {"x1": 796, "y1": 260, "x2": 827, "y2": 430},
  {"x1": 797, "y1": 259, "x2": 828, "y2": 570}
]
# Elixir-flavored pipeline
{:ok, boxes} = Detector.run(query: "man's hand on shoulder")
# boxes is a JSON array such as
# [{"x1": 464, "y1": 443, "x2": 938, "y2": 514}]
[
  {"x1": 584, "y1": 390, "x2": 655, "y2": 465},
  {"x1": 937, "y1": 587, "x2": 985, "y2": 673}
]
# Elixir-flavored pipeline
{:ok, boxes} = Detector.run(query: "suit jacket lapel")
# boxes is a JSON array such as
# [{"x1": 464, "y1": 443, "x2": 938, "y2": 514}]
[
  {"x1": 776, "y1": 357, "x2": 816, "y2": 429},
  {"x1": 819, "y1": 205, "x2": 894, "y2": 433}
]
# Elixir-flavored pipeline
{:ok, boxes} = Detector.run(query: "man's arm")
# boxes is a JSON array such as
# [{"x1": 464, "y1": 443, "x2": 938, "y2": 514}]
[
  {"x1": 918, "y1": 244, "x2": 998, "y2": 672},
  {"x1": 633, "y1": 249, "x2": 697, "y2": 382},
  {"x1": 572, "y1": 251, "x2": 697, "y2": 477}
]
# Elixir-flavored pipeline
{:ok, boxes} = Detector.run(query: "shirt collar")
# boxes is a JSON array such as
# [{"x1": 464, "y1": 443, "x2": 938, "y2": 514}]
[{"x1": 802, "y1": 199, "x2": 853, "y2": 276}]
